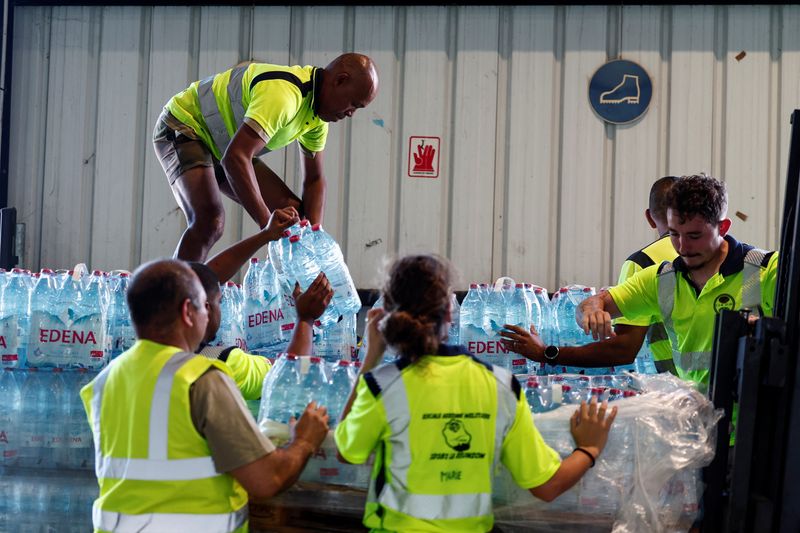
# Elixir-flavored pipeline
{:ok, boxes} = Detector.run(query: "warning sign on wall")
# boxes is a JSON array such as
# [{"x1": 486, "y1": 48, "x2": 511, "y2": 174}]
[{"x1": 408, "y1": 136, "x2": 440, "y2": 178}]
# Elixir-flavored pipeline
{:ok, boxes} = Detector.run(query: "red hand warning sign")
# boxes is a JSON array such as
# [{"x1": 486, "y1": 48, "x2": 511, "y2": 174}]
[{"x1": 408, "y1": 136, "x2": 440, "y2": 178}]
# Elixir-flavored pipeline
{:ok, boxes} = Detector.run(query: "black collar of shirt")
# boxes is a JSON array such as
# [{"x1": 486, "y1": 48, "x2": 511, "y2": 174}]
[
  {"x1": 436, "y1": 344, "x2": 467, "y2": 357},
  {"x1": 312, "y1": 67, "x2": 323, "y2": 118}
]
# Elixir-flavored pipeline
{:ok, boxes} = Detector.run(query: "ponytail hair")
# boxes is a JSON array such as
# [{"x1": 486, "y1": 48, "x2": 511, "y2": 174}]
[{"x1": 380, "y1": 255, "x2": 453, "y2": 363}]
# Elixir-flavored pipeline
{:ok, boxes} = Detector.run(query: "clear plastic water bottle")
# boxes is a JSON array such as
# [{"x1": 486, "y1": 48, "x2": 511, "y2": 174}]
[
  {"x1": 106, "y1": 273, "x2": 134, "y2": 360},
  {"x1": 259, "y1": 354, "x2": 301, "y2": 424},
  {"x1": 27, "y1": 269, "x2": 61, "y2": 367},
  {"x1": 19, "y1": 368, "x2": 48, "y2": 467},
  {"x1": 523, "y1": 284, "x2": 543, "y2": 334},
  {"x1": 67, "y1": 368, "x2": 94, "y2": 469},
  {"x1": 507, "y1": 284, "x2": 531, "y2": 374},
  {"x1": 268, "y1": 230, "x2": 292, "y2": 279},
  {"x1": 309, "y1": 224, "x2": 361, "y2": 316},
  {"x1": 325, "y1": 360, "x2": 356, "y2": 427},
  {"x1": 315, "y1": 314, "x2": 357, "y2": 362},
  {"x1": 447, "y1": 293, "x2": 460, "y2": 345},
  {"x1": 243, "y1": 258, "x2": 264, "y2": 349},
  {"x1": 0, "y1": 368, "x2": 21, "y2": 465},
  {"x1": 296, "y1": 356, "x2": 329, "y2": 417},
  {"x1": 73, "y1": 271, "x2": 109, "y2": 369},
  {"x1": 485, "y1": 287, "x2": 508, "y2": 334},
  {"x1": 459, "y1": 284, "x2": 485, "y2": 349},
  {"x1": 211, "y1": 283, "x2": 246, "y2": 350},
  {"x1": 0, "y1": 268, "x2": 31, "y2": 368},
  {"x1": 48, "y1": 368, "x2": 68, "y2": 466},
  {"x1": 288, "y1": 235, "x2": 338, "y2": 328}
]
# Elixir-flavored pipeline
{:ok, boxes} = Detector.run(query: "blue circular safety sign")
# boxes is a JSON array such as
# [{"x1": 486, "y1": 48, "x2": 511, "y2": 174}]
[{"x1": 588, "y1": 59, "x2": 652, "y2": 125}]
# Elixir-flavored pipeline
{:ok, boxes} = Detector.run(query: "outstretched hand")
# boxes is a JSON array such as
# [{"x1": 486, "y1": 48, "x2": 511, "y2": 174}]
[
  {"x1": 294, "y1": 273, "x2": 334, "y2": 322},
  {"x1": 262, "y1": 207, "x2": 300, "y2": 241},
  {"x1": 499, "y1": 324, "x2": 545, "y2": 362}
]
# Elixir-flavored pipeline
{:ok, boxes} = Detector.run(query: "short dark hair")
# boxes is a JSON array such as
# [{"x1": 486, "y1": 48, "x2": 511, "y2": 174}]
[
  {"x1": 666, "y1": 173, "x2": 728, "y2": 225},
  {"x1": 127, "y1": 259, "x2": 204, "y2": 332},
  {"x1": 188, "y1": 262, "x2": 221, "y2": 299},
  {"x1": 648, "y1": 176, "x2": 678, "y2": 223}
]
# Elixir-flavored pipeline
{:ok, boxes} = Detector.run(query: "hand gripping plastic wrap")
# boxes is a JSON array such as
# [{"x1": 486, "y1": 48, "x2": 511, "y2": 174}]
[{"x1": 492, "y1": 373, "x2": 722, "y2": 532}]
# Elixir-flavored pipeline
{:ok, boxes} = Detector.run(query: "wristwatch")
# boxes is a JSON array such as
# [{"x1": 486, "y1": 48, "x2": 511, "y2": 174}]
[{"x1": 543, "y1": 345, "x2": 559, "y2": 362}]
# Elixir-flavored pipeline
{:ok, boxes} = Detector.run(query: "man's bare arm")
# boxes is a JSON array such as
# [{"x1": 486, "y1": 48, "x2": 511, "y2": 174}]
[
  {"x1": 222, "y1": 123, "x2": 271, "y2": 228},
  {"x1": 300, "y1": 151, "x2": 326, "y2": 225}
]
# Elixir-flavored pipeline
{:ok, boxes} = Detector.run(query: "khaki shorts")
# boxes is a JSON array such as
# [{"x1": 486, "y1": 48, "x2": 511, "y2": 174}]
[{"x1": 152, "y1": 111, "x2": 225, "y2": 185}]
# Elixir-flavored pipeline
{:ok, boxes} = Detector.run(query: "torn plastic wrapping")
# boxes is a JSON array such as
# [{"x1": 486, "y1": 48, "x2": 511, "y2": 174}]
[
  {"x1": 257, "y1": 372, "x2": 721, "y2": 532},
  {"x1": 493, "y1": 373, "x2": 722, "y2": 532}
]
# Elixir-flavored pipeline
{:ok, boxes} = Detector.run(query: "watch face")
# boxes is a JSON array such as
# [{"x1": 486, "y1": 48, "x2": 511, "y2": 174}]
[{"x1": 545, "y1": 345, "x2": 558, "y2": 360}]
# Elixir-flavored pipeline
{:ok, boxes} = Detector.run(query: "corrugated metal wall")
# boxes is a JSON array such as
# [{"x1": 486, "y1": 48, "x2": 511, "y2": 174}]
[{"x1": 8, "y1": 5, "x2": 798, "y2": 290}]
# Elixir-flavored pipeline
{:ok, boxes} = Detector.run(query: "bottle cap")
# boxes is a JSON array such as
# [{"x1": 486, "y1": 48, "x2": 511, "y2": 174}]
[
  {"x1": 338, "y1": 360, "x2": 351, "y2": 367},
  {"x1": 251, "y1": 258, "x2": 258, "y2": 263},
  {"x1": 300, "y1": 219, "x2": 309, "y2": 227},
  {"x1": 515, "y1": 283, "x2": 524, "y2": 288},
  {"x1": 289, "y1": 235, "x2": 300, "y2": 243},
  {"x1": 312, "y1": 223, "x2": 322, "y2": 231},
  {"x1": 310, "y1": 357, "x2": 321, "y2": 364},
  {"x1": 282, "y1": 230, "x2": 291, "y2": 238},
  {"x1": 583, "y1": 287, "x2": 592, "y2": 292},
  {"x1": 40, "y1": 268, "x2": 55, "y2": 275},
  {"x1": 92, "y1": 270, "x2": 103, "y2": 276},
  {"x1": 469, "y1": 283, "x2": 478, "y2": 289}
]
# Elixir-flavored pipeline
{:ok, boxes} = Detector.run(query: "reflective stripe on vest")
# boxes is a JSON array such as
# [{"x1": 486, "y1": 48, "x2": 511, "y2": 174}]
[
  {"x1": 197, "y1": 66, "x2": 248, "y2": 156},
  {"x1": 742, "y1": 248, "x2": 767, "y2": 315},
  {"x1": 657, "y1": 252, "x2": 764, "y2": 373},
  {"x1": 366, "y1": 361, "x2": 514, "y2": 520},
  {"x1": 93, "y1": 505, "x2": 248, "y2": 533},
  {"x1": 91, "y1": 351, "x2": 217, "y2": 481}
]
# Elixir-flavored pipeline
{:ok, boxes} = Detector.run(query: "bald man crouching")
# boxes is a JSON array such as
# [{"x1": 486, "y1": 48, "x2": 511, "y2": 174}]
[
  {"x1": 155, "y1": 54, "x2": 380, "y2": 261},
  {"x1": 79, "y1": 259, "x2": 328, "y2": 532}
]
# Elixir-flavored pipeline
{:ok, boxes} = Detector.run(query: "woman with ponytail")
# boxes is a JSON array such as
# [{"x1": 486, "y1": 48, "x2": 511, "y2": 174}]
[{"x1": 334, "y1": 254, "x2": 617, "y2": 532}]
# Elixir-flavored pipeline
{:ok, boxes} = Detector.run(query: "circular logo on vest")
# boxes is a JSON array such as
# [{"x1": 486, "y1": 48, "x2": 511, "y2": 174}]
[
  {"x1": 442, "y1": 420, "x2": 472, "y2": 452},
  {"x1": 713, "y1": 294, "x2": 736, "y2": 314}
]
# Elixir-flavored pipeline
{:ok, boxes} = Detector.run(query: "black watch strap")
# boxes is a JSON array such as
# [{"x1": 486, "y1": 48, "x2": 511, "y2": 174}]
[{"x1": 544, "y1": 345, "x2": 559, "y2": 361}]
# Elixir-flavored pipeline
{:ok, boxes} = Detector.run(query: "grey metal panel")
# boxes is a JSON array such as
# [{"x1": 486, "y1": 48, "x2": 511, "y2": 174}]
[
  {"x1": 40, "y1": 6, "x2": 101, "y2": 270},
  {"x1": 611, "y1": 6, "x2": 667, "y2": 283},
  {"x1": 7, "y1": 5, "x2": 794, "y2": 291},
  {"x1": 140, "y1": 6, "x2": 194, "y2": 264},
  {"x1": 346, "y1": 6, "x2": 397, "y2": 288},
  {"x1": 90, "y1": 6, "x2": 147, "y2": 272},
  {"x1": 8, "y1": 6, "x2": 50, "y2": 270}
]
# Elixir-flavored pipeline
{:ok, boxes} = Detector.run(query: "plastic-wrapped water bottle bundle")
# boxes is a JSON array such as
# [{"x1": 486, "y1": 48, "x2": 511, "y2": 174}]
[
  {"x1": 0, "y1": 468, "x2": 97, "y2": 532},
  {"x1": 459, "y1": 278, "x2": 539, "y2": 375},
  {"x1": 0, "y1": 367, "x2": 96, "y2": 471},
  {"x1": 492, "y1": 373, "x2": 721, "y2": 532},
  {"x1": 524, "y1": 374, "x2": 638, "y2": 414},
  {"x1": 266, "y1": 222, "x2": 361, "y2": 329},
  {"x1": 256, "y1": 354, "x2": 368, "y2": 487},
  {"x1": 0, "y1": 267, "x2": 137, "y2": 370},
  {"x1": 258, "y1": 354, "x2": 358, "y2": 433},
  {"x1": 458, "y1": 278, "x2": 659, "y2": 377}
]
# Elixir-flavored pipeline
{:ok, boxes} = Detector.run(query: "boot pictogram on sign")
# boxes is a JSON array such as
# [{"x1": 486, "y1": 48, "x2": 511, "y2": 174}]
[
  {"x1": 408, "y1": 136, "x2": 440, "y2": 178},
  {"x1": 589, "y1": 59, "x2": 652, "y2": 125},
  {"x1": 600, "y1": 74, "x2": 641, "y2": 104}
]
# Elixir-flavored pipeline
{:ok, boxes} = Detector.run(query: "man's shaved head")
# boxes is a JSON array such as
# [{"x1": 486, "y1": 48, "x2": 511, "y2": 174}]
[{"x1": 317, "y1": 53, "x2": 378, "y2": 123}]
